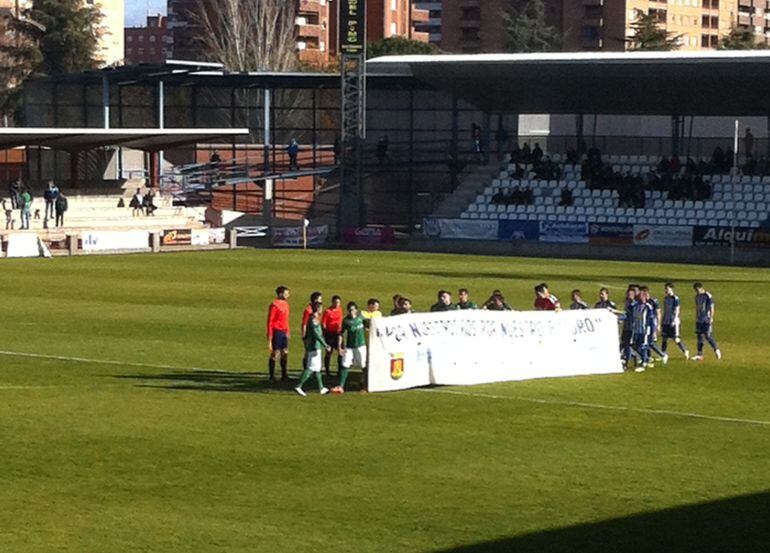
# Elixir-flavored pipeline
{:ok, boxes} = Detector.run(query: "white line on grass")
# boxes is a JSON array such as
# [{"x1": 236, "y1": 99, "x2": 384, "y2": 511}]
[
  {"x1": 0, "y1": 349, "x2": 222, "y2": 373},
  {"x1": 422, "y1": 388, "x2": 770, "y2": 428},
  {"x1": 3, "y1": 349, "x2": 768, "y2": 427}
]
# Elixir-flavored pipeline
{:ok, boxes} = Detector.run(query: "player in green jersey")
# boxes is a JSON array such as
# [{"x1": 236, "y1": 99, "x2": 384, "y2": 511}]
[
  {"x1": 294, "y1": 302, "x2": 331, "y2": 397},
  {"x1": 332, "y1": 302, "x2": 367, "y2": 394}
]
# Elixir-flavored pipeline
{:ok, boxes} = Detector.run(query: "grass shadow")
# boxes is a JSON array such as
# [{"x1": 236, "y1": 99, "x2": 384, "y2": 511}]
[
  {"x1": 111, "y1": 370, "x2": 363, "y2": 394},
  {"x1": 433, "y1": 491, "x2": 770, "y2": 553}
]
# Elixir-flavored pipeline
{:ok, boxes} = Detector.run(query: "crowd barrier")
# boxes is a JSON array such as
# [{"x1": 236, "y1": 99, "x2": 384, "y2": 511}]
[
  {"x1": 423, "y1": 218, "x2": 770, "y2": 248},
  {"x1": 2, "y1": 227, "x2": 232, "y2": 258}
]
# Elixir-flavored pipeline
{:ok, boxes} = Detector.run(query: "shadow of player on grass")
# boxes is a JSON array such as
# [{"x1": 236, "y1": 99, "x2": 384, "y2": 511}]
[{"x1": 111, "y1": 370, "x2": 364, "y2": 394}]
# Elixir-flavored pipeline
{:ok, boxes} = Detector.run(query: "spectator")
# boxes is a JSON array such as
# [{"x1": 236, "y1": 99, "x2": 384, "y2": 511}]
[
  {"x1": 510, "y1": 143, "x2": 521, "y2": 163},
  {"x1": 744, "y1": 128, "x2": 754, "y2": 160},
  {"x1": 129, "y1": 188, "x2": 144, "y2": 217},
  {"x1": 376, "y1": 136, "x2": 390, "y2": 164},
  {"x1": 521, "y1": 143, "x2": 531, "y2": 164},
  {"x1": 143, "y1": 189, "x2": 157, "y2": 216},
  {"x1": 54, "y1": 193, "x2": 68, "y2": 228},
  {"x1": 711, "y1": 146, "x2": 725, "y2": 172},
  {"x1": 558, "y1": 186, "x2": 573, "y2": 207},
  {"x1": 566, "y1": 146, "x2": 579, "y2": 166},
  {"x1": 19, "y1": 187, "x2": 31, "y2": 229},
  {"x1": 287, "y1": 138, "x2": 300, "y2": 170},
  {"x1": 532, "y1": 143, "x2": 544, "y2": 165},
  {"x1": 491, "y1": 190, "x2": 507, "y2": 205},
  {"x1": 5, "y1": 206, "x2": 13, "y2": 230},
  {"x1": 8, "y1": 178, "x2": 20, "y2": 209},
  {"x1": 725, "y1": 148, "x2": 735, "y2": 171},
  {"x1": 43, "y1": 180, "x2": 59, "y2": 220}
]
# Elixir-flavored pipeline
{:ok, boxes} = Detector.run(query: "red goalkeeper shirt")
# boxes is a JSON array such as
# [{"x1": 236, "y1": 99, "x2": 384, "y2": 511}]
[
  {"x1": 267, "y1": 299, "x2": 290, "y2": 339},
  {"x1": 322, "y1": 306, "x2": 343, "y2": 333}
]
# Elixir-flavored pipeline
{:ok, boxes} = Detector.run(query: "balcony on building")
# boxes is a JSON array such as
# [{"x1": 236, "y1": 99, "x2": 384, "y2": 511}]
[{"x1": 298, "y1": 0, "x2": 323, "y2": 15}]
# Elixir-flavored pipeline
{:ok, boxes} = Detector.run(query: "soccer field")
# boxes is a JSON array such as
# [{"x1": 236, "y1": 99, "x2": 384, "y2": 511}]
[{"x1": 1, "y1": 249, "x2": 768, "y2": 552}]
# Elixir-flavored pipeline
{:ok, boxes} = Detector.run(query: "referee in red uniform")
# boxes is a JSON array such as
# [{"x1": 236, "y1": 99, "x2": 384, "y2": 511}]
[{"x1": 267, "y1": 286, "x2": 291, "y2": 381}]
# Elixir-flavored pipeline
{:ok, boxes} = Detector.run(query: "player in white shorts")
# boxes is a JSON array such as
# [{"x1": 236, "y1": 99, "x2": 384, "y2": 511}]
[{"x1": 333, "y1": 302, "x2": 367, "y2": 394}]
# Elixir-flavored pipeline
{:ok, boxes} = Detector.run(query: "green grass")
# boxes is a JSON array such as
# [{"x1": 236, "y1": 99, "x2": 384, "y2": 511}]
[{"x1": 0, "y1": 249, "x2": 768, "y2": 552}]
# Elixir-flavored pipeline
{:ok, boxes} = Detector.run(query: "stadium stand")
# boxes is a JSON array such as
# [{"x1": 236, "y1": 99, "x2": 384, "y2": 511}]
[
  {"x1": 456, "y1": 154, "x2": 770, "y2": 229},
  {"x1": 1, "y1": 185, "x2": 206, "y2": 241}
]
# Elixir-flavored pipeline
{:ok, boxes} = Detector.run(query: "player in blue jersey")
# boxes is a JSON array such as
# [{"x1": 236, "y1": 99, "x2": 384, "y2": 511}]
[
  {"x1": 630, "y1": 287, "x2": 655, "y2": 372},
  {"x1": 661, "y1": 283, "x2": 690, "y2": 361},
  {"x1": 595, "y1": 287, "x2": 620, "y2": 313},
  {"x1": 620, "y1": 286, "x2": 638, "y2": 366},
  {"x1": 646, "y1": 291, "x2": 667, "y2": 366},
  {"x1": 692, "y1": 282, "x2": 722, "y2": 362}
]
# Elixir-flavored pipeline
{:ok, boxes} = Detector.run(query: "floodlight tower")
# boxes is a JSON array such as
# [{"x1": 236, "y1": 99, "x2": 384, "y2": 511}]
[{"x1": 338, "y1": 0, "x2": 367, "y2": 232}]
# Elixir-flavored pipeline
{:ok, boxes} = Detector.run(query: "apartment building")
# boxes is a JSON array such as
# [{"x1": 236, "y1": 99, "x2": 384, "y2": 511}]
[
  {"x1": 440, "y1": 0, "x2": 562, "y2": 53},
  {"x1": 415, "y1": 1, "x2": 443, "y2": 44},
  {"x1": 562, "y1": 0, "x2": 738, "y2": 51},
  {"x1": 439, "y1": 1, "x2": 763, "y2": 54},
  {"x1": 125, "y1": 15, "x2": 169, "y2": 65}
]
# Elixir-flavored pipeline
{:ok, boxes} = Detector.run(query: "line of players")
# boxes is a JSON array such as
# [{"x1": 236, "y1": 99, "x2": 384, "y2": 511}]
[{"x1": 266, "y1": 281, "x2": 722, "y2": 395}]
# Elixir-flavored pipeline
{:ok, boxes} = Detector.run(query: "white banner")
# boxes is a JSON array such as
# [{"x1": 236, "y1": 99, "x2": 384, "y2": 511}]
[
  {"x1": 6, "y1": 233, "x2": 51, "y2": 258},
  {"x1": 191, "y1": 228, "x2": 226, "y2": 246},
  {"x1": 272, "y1": 225, "x2": 328, "y2": 247},
  {"x1": 633, "y1": 225, "x2": 691, "y2": 247},
  {"x1": 368, "y1": 309, "x2": 622, "y2": 393},
  {"x1": 82, "y1": 230, "x2": 150, "y2": 252},
  {"x1": 423, "y1": 218, "x2": 498, "y2": 240}
]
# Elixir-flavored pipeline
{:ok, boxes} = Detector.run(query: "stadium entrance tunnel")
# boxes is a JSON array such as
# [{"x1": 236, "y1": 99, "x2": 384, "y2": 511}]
[{"x1": 431, "y1": 491, "x2": 770, "y2": 553}]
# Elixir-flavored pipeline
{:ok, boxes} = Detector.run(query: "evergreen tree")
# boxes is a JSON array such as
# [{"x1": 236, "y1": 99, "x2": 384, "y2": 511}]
[
  {"x1": 720, "y1": 26, "x2": 764, "y2": 50},
  {"x1": 367, "y1": 37, "x2": 442, "y2": 59},
  {"x1": 0, "y1": 14, "x2": 43, "y2": 115},
  {"x1": 626, "y1": 12, "x2": 681, "y2": 51},
  {"x1": 503, "y1": 0, "x2": 561, "y2": 53},
  {"x1": 26, "y1": 0, "x2": 101, "y2": 74}
]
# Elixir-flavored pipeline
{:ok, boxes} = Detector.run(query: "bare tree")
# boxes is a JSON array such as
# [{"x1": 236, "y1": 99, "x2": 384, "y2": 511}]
[{"x1": 194, "y1": 0, "x2": 298, "y2": 72}]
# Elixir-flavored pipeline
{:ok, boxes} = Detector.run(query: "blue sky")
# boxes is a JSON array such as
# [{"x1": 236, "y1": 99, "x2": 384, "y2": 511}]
[{"x1": 125, "y1": 0, "x2": 167, "y2": 26}]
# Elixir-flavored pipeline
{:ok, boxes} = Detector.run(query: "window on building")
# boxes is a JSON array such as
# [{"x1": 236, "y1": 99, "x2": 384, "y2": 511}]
[
  {"x1": 390, "y1": 22, "x2": 397, "y2": 36},
  {"x1": 150, "y1": 35, "x2": 156, "y2": 43},
  {"x1": 391, "y1": 0, "x2": 397, "y2": 10}
]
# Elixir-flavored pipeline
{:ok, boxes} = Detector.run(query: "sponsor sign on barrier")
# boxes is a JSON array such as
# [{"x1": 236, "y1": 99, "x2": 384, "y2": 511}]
[
  {"x1": 368, "y1": 309, "x2": 622, "y2": 393},
  {"x1": 498, "y1": 220, "x2": 539, "y2": 241},
  {"x1": 539, "y1": 221, "x2": 588, "y2": 243},
  {"x1": 588, "y1": 222, "x2": 634, "y2": 245},
  {"x1": 423, "y1": 218, "x2": 498, "y2": 240},
  {"x1": 693, "y1": 226, "x2": 770, "y2": 247},
  {"x1": 343, "y1": 226, "x2": 395, "y2": 245},
  {"x1": 190, "y1": 228, "x2": 226, "y2": 246},
  {"x1": 162, "y1": 229, "x2": 192, "y2": 246},
  {"x1": 6, "y1": 233, "x2": 51, "y2": 258},
  {"x1": 633, "y1": 225, "x2": 692, "y2": 247},
  {"x1": 272, "y1": 225, "x2": 329, "y2": 247},
  {"x1": 82, "y1": 230, "x2": 150, "y2": 252}
]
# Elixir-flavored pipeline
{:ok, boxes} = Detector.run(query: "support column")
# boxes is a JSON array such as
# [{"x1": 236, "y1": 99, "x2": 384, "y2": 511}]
[
  {"x1": 102, "y1": 76, "x2": 110, "y2": 129},
  {"x1": 149, "y1": 151, "x2": 158, "y2": 188},
  {"x1": 70, "y1": 151, "x2": 80, "y2": 189},
  {"x1": 263, "y1": 88, "x2": 271, "y2": 175},
  {"x1": 157, "y1": 80, "x2": 165, "y2": 187},
  {"x1": 408, "y1": 90, "x2": 415, "y2": 234},
  {"x1": 576, "y1": 114, "x2": 585, "y2": 155}
]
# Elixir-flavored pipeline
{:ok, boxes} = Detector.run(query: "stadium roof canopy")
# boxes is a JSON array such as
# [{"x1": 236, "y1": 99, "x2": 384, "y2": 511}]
[
  {"x1": 0, "y1": 128, "x2": 250, "y2": 152},
  {"x1": 28, "y1": 52, "x2": 770, "y2": 117},
  {"x1": 366, "y1": 51, "x2": 770, "y2": 116}
]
